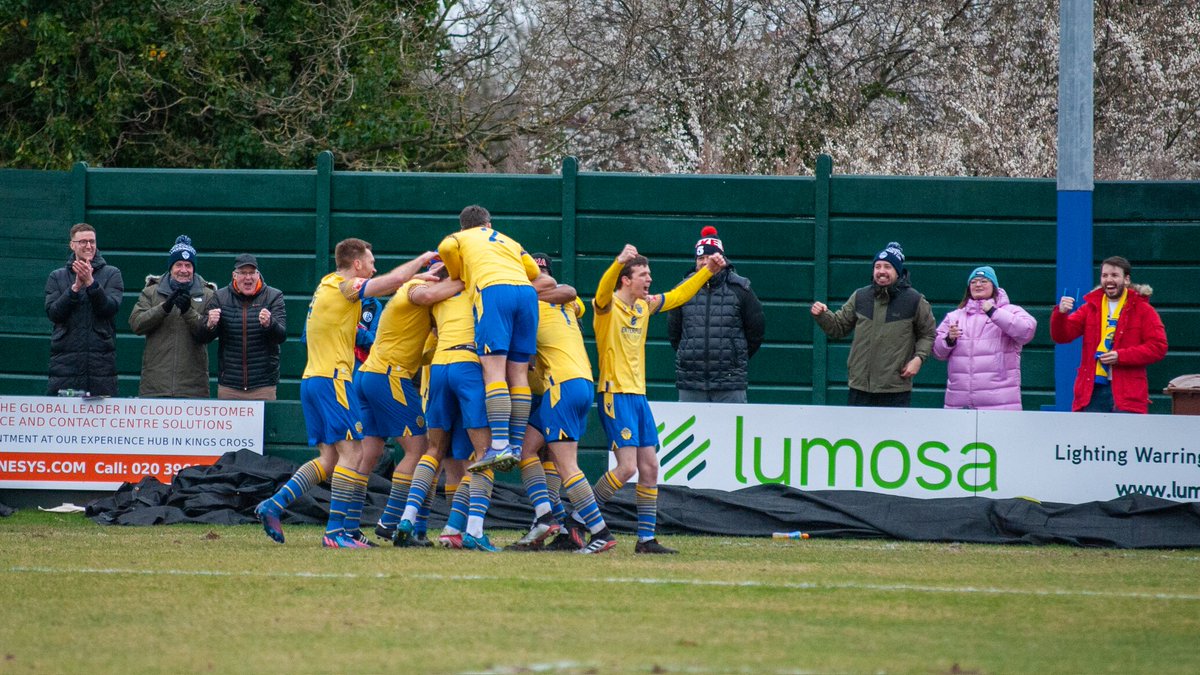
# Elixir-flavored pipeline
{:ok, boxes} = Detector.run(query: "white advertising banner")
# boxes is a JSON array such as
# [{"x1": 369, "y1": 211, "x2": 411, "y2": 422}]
[
  {"x1": 631, "y1": 402, "x2": 1200, "y2": 503},
  {"x1": 0, "y1": 396, "x2": 265, "y2": 490}
]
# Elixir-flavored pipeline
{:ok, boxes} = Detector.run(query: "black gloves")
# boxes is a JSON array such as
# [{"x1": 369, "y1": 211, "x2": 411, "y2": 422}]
[
  {"x1": 164, "y1": 287, "x2": 191, "y2": 313},
  {"x1": 174, "y1": 289, "x2": 193, "y2": 312}
]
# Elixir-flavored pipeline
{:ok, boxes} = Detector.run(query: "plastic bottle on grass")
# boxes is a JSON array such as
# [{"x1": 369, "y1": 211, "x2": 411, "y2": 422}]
[{"x1": 772, "y1": 531, "x2": 809, "y2": 540}]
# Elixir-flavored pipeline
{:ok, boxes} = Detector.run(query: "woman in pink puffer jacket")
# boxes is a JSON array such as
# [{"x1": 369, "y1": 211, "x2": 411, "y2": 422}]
[{"x1": 932, "y1": 266, "x2": 1037, "y2": 410}]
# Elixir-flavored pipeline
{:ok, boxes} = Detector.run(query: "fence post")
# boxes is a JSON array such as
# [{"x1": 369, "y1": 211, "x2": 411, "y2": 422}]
[
  {"x1": 811, "y1": 154, "x2": 833, "y2": 405},
  {"x1": 315, "y1": 151, "x2": 334, "y2": 278},
  {"x1": 561, "y1": 156, "x2": 578, "y2": 286},
  {"x1": 71, "y1": 162, "x2": 88, "y2": 225}
]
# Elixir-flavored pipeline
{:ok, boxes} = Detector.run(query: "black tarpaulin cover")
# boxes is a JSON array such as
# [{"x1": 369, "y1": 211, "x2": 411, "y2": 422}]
[{"x1": 84, "y1": 449, "x2": 1200, "y2": 549}]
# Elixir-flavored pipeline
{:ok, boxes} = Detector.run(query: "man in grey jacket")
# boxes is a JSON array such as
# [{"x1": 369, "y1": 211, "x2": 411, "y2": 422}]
[
  {"x1": 811, "y1": 242, "x2": 936, "y2": 407},
  {"x1": 129, "y1": 235, "x2": 216, "y2": 398}
]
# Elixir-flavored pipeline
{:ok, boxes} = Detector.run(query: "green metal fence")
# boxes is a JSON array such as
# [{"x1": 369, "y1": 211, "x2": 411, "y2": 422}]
[{"x1": 3, "y1": 154, "x2": 1197, "y2": 474}]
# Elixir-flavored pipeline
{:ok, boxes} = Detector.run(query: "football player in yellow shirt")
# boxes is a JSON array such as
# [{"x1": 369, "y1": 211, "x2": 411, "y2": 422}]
[
  {"x1": 508, "y1": 254, "x2": 617, "y2": 553},
  {"x1": 592, "y1": 243, "x2": 725, "y2": 554},
  {"x1": 359, "y1": 262, "x2": 464, "y2": 545},
  {"x1": 255, "y1": 238, "x2": 435, "y2": 548},
  {"x1": 438, "y1": 205, "x2": 542, "y2": 474}
]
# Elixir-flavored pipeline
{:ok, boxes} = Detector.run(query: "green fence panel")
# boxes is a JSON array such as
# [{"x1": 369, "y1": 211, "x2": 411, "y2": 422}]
[{"x1": 3, "y1": 158, "x2": 1198, "y2": 470}]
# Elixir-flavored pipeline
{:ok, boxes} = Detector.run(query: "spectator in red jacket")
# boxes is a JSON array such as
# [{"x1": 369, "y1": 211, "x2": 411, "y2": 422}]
[{"x1": 1050, "y1": 256, "x2": 1167, "y2": 413}]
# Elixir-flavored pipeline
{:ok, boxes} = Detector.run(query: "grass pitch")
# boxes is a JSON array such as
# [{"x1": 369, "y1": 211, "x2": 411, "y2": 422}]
[{"x1": 1, "y1": 511, "x2": 1198, "y2": 674}]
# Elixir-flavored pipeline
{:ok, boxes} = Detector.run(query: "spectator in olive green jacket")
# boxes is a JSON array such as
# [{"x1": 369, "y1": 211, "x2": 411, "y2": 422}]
[
  {"x1": 810, "y1": 242, "x2": 936, "y2": 407},
  {"x1": 129, "y1": 235, "x2": 216, "y2": 398}
]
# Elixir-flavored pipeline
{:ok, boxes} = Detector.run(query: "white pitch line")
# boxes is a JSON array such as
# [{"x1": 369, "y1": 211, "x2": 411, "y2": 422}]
[{"x1": 8, "y1": 565, "x2": 1200, "y2": 602}]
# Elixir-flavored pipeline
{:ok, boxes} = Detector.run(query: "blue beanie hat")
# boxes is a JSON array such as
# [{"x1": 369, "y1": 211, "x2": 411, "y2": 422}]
[
  {"x1": 968, "y1": 265, "x2": 999, "y2": 287},
  {"x1": 167, "y1": 235, "x2": 197, "y2": 269},
  {"x1": 874, "y1": 241, "x2": 904, "y2": 274}
]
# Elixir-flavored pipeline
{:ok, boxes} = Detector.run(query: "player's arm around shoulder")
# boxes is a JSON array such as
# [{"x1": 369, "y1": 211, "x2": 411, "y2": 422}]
[
  {"x1": 536, "y1": 273, "x2": 578, "y2": 306},
  {"x1": 363, "y1": 251, "x2": 439, "y2": 298},
  {"x1": 409, "y1": 277, "x2": 465, "y2": 307}
]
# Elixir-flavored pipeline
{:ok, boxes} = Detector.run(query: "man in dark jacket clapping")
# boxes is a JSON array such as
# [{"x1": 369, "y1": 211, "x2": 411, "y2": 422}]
[
  {"x1": 44, "y1": 223, "x2": 124, "y2": 397},
  {"x1": 201, "y1": 254, "x2": 287, "y2": 400}
]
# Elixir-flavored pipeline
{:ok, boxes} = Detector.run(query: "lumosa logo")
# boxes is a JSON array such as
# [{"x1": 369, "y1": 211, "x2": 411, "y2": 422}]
[
  {"x1": 732, "y1": 416, "x2": 997, "y2": 492},
  {"x1": 656, "y1": 416, "x2": 710, "y2": 481}
]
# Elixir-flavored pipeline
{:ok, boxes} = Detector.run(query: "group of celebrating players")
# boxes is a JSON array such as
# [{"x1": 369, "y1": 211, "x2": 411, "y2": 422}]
[{"x1": 253, "y1": 205, "x2": 727, "y2": 554}]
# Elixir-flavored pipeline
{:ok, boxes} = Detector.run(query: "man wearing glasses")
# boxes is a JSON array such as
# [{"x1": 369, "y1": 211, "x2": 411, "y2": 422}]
[
  {"x1": 201, "y1": 253, "x2": 288, "y2": 401},
  {"x1": 45, "y1": 223, "x2": 125, "y2": 397}
]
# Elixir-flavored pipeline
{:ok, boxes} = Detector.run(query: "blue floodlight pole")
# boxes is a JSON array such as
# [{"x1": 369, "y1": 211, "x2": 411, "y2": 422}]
[{"x1": 1055, "y1": 0, "x2": 1094, "y2": 411}]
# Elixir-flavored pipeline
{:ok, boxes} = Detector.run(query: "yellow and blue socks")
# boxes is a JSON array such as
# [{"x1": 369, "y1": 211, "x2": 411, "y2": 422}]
[
  {"x1": 484, "y1": 381, "x2": 511, "y2": 450},
  {"x1": 401, "y1": 455, "x2": 440, "y2": 523},
  {"x1": 325, "y1": 465, "x2": 366, "y2": 536},
  {"x1": 543, "y1": 461, "x2": 569, "y2": 525},
  {"x1": 563, "y1": 471, "x2": 607, "y2": 534},
  {"x1": 593, "y1": 470, "x2": 623, "y2": 505},
  {"x1": 415, "y1": 484, "x2": 434, "y2": 538},
  {"x1": 466, "y1": 468, "x2": 495, "y2": 538},
  {"x1": 378, "y1": 471, "x2": 412, "y2": 530},
  {"x1": 444, "y1": 475, "x2": 471, "y2": 534},
  {"x1": 518, "y1": 457, "x2": 552, "y2": 519},
  {"x1": 509, "y1": 385, "x2": 532, "y2": 448},
  {"x1": 342, "y1": 468, "x2": 370, "y2": 534},
  {"x1": 267, "y1": 459, "x2": 328, "y2": 511},
  {"x1": 635, "y1": 484, "x2": 658, "y2": 542}
]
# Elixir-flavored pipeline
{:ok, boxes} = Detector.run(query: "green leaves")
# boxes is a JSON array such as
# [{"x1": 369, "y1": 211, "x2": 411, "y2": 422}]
[{"x1": 0, "y1": 0, "x2": 459, "y2": 170}]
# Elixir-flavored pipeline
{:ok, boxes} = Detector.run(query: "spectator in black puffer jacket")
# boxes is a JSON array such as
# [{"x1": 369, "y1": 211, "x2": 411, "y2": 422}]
[
  {"x1": 667, "y1": 226, "x2": 765, "y2": 403},
  {"x1": 44, "y1": 223, "x2": 125, "y2": 397},
  {"x1": 201, "y1": 254, "x2": 287, "y2": 400}
]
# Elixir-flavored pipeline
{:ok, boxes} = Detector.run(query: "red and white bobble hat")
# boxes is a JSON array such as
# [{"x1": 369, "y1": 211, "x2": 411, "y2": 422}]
[{"x1": 694, "y1": 226, "x2": 724, "y2": 257}]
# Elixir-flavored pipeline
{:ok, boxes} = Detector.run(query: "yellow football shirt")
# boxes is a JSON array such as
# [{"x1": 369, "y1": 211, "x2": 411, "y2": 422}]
[
  {"x1": 431, "y1": 292, "x2": 479, "y2": 366},
  {"x1": 437, "y1": 227, "x2": 540, "y2": 292},
  {"x1": 302, "y1": 272, "x2": 367, "y2": 380},
  {"x1": 536, "y1": 297, "x2": 592, "y2": 388},
  {"x1": 360, "y1": 278, "x2": 433, "y2": 379},
  {"x1": 592, "y1": 259, "x2": 712, "y2": 394}
]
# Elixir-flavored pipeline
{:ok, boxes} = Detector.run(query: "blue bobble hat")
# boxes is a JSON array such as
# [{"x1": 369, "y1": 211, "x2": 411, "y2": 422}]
[
  {"x1": 875, "y1": 241, "x2": 904, "y2": 273},
  {"x1": 168, "y1": 235, "x2": 197, "y2": 268}
]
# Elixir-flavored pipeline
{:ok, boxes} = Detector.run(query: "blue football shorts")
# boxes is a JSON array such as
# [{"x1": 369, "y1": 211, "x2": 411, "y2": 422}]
[
  {"x1": 537, "y1": 378, "x2": 593, "y2": 443},
  {"x1": 354, "y1": 370, "x2": 426, "y2": 439},
  {"x1": 425, "y1": 361, "x2": 488, "y2": 431},
  {"x1": 473, "y1": 284, "x2": 538, "y2": 361},
  {"x1": 596, "y1": 391, "x2": 659, "y2": 450},
  {"x1": 300, "y1": 376, "x2": 364, "y2": 446}
]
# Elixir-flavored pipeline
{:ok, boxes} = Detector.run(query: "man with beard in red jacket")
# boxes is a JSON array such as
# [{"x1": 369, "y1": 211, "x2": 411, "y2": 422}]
[{"x1": 1051, "y1": 256, "x2": 1167, "y2": 413}]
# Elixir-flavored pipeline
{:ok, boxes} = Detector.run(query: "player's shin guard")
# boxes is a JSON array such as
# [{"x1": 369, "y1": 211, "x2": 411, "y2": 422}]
[
  {"x1": 563, "y1": 471, "x2": 607, "y2": 534},
  {"x1": 342, "y1": 469, "x2": 370, "y2": 533},
  {"x1": 325, "y1": 466, "x2": 365, "y2": 536},
  {"x1": 466, "y1": 468, "x2": 495, "y2": 538},
  {"x1": 268, "y1": 459, "x2": 328, "y2": 511},
  {"x1": 635, "y1": 484, "x2": 658, "y2": 541},
  {"x1": 592, "y1": 470, "x2": 623, "y2": 504},
  {"x1": 543, "y1": 461, "x2": 568, "y2": 525},
  {"x1": 400, "y1": 455, "x2": 439, "y2": 523},
  {"x1": 509, "y1": 386, "x2": 532, "y2": 448},
  {"x1": 378, "y1": 471, "x2": 412, "y2": 530},
  {"x1": 484, "y1": 381, "x2": 511, "y2": 450},
  {"x1": 444, "y1": 475, "x2": 471, "y2": 534},
  {"x1": 518, "y1": 457, "x2": 552, "y2": 518},
  {"x1": 416, "y1": 483, "x2": 434, "y2": 537}
]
